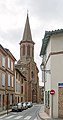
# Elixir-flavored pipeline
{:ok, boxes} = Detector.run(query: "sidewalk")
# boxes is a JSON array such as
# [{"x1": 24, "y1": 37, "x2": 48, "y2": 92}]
[
  {"x1": 38, "y1": 104, "x2": 63, "y2": 120},
  {"x1": 0, "y1": 109, "x2": 12, "y2": 116}
]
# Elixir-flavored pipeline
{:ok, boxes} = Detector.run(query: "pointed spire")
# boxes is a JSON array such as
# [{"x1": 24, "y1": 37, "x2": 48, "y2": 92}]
[{"x1": 22, "y1": 13, "x2": 32, "y2": 41}]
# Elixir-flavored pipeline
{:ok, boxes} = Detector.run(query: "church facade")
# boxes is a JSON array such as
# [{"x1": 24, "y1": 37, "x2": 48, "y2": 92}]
[{"x1": 15, "y1": 14, "x2": 39, "y2": 103}]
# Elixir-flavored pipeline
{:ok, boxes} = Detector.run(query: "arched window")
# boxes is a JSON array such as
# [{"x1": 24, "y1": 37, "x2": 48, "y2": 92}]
[
  {"x1": 27, "y1": 45, "x2": 30, "y2": 56},
  {"x1": 31, "y1": 71, "x2": 34, "y2": 79},
  {"x1": 23, "y1": 45, "x2": 25, "y2": 56},
  {"x1": 32, "y1": 47, "x2": 34, "y2": 57}
]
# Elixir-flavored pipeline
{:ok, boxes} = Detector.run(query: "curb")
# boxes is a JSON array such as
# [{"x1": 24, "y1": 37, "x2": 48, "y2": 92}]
[
  {"x1": 37, "y1": 113, "x2": 45, "y2": 120},
  {"x1": 37, "y1": 112, "x2": 45, "y2": 120},
  {"x1": 0, "y1": 109, "x2": 12, "y2": 116}
]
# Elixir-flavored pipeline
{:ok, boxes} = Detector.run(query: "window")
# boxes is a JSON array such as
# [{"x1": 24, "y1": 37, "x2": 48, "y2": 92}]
[
  {"x1": 16, "y1": 72, "x2": 18, "y2": 79},
  {"x1": 23, "y1": 45, "x2": 25, "y2": 56},
  {"x1": 16, "y1": 82, "x2": 20, "y2": 92},
  {"x1": 45, "y1": 91, "x2": 50, "y2": 106},
  {"x1": 48, "y1": 91, "x2": 50, "y2": 107},
  {"x1": 45, "y1": 91, "x2": 48, "y2": 106},
  {"x1": 21, "y1": 78, "x2": 23, "y2": 84},
  {"x1": 27, "y1": 45, "x2": 30, "y2": 56},
  {"x1": 0, "y1": 94, "x2": 1, "y2": 107},
  {"x1": 16, "y1": 82, "x2": 18, "y2": 92},
  {"x1": 2, "y1": 56, "x2": 5, "y2": 67},
  {"x1": 21, "y1": 86, "x2": 23, "y2": 94},
  {"x1": 32, "y1": 47, "x2": 34, "y2": 57},
  {"x1": 10, "y1": 95, "x2": 12, "y2": 105},
  {"x1": 8, "y1": 58, "x2": 11, "y2": 69},
  {"x1": 2, "y1": 73, "x2": 5, "y2": 87},
  {"x1": 12, "y1": 76, "x2": 14, "y2": 87},
  {"x1": 8, "y1": 74, "x2": 10, "y2": 86},
  {"x1": 21, "y1": 97, "x2": 23, "y2": 102},
  {"x1": 11, "y1": 61, "x2": 13, "y2": 71},
  {"x1": 31, "y1": 71, "x2": 34, "y2": 79}
]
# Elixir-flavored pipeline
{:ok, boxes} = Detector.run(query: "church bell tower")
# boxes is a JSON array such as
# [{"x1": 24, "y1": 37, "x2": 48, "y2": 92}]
[
  {"x1": 16, "y1": 13, "x2": 39, "y2": 103},
  {"x1": 20, "y1": 13, "x2": 35, "y2": 63}
]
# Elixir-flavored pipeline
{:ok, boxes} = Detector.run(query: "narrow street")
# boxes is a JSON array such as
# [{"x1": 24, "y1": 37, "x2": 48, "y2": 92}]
[{"x1": 0, "y1": 104, "x2": 41, "y2": 120}]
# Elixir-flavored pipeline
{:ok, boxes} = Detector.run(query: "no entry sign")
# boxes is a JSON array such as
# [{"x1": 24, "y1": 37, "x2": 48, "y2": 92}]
[{"x1": 50, "y1": 89, "x2": 55, "y2": 95}]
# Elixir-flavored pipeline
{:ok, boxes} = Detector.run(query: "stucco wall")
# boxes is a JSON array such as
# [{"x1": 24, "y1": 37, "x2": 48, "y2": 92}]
[{"x1": 45, "y1": 33, "x2": 63, "y2": 118}]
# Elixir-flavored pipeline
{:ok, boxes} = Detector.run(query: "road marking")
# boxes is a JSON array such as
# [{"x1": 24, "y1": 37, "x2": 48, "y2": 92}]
[
  {"x1": 5, "y1": 115, "x2": 15, "y2": 119},
  {"x1": 24, "y1": 116, "x2": 32, "y2": 119},
  {"x1": 14, "y1": 115, "x2": 23, "y2": 119},
  {"x1": 0, "y1": 114, "x2": 7, "y2": 118}
]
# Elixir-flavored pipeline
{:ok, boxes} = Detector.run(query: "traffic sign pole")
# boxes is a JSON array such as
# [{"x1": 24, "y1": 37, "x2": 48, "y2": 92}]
[
  {"x1": 50, "y1": 89, "x2": 55, "y2": 118},
  {"x1": 51, "y1": 95, "x2": 53, "y2": 118}
]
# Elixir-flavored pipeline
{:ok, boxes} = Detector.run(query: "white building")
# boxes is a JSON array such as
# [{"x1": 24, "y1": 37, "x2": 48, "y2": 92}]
[{"x1": 40, "y1": 29, "x2": 63, "y2": 118}]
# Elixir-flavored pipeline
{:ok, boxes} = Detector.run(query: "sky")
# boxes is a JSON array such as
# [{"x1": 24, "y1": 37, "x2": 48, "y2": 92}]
[{"x1": 0, "y1": 0, "x2": 63, "y2": 86}]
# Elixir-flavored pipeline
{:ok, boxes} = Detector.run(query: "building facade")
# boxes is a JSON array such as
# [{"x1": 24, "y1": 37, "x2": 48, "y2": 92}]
[
  {"x1": 40, "y1": 29, "x2": 63, "y2": 118},
  {"x1": 39, "y1": 86, "x2": 44, "y2": 103},
  {"x1": 15, "y1": 68, "x2": 27, "y2": 103},
  {"x1": 16, "y1": 13, "x2": 39, "y2": 103},
  {"x1": 0, "y1": 45, "x2": 16, "y2": 111}
]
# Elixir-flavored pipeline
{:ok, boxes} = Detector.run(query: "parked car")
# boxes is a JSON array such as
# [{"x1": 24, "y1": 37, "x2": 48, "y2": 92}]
[
  {"x1": 26, "y1": 102, "x2": 33, "y2": 108},
  {"x1": 12, "y1": 102, "x2": 23, "y2": 112},
  {"x1": 22, "y1": 102, "x2": 28, "y2": 110}
]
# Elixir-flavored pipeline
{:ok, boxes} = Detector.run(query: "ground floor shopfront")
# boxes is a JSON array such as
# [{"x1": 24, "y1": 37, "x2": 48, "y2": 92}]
[
  {"x1": 44, "y1": 86, "x2": 63, "y2": 118},
  {"x1": 0, "y1": 90, "x2": 15, "y2": 111}
]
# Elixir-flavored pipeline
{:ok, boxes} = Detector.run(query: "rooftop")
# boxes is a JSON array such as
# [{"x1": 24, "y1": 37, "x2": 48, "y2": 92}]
[{"x1": 40, "y1": 29, "x2": 63, "y2": 56}]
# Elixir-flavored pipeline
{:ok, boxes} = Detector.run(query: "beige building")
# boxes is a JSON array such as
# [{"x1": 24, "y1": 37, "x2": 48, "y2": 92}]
[
  {"x1": 0, "y1": 45, "x2": 16, "y2": 111},
  {"x1": 16, "y1": 13, "x2": 39, "y2": 103},
  {"x1": 15, "y1": 68, "x2": 27, "y2": 103},
  {"x1": 40, "y1": 29, "x2": 63, "y2": 118}
]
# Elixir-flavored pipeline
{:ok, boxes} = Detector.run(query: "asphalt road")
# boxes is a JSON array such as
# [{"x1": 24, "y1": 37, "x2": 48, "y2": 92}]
[{"x1": 0, "y1": 104, "x2": 41, "y2": 120}]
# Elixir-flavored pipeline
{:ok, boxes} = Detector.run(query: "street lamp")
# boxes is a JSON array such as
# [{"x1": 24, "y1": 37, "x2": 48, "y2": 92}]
[
  {"x1": 40, "y1": 62, "x2": 51, "y2": 90},
  {"x1": 40, "y1": 62, "x2": 51, "y2": 106}
]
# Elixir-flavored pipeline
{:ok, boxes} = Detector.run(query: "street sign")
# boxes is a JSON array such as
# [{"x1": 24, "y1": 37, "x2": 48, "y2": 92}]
[
  {"x1": 58, "y1": 83, "x2": 63, "y2": 87},
  {"x1": 50, "y1": 89, "x2": 55, "y2": 95}
]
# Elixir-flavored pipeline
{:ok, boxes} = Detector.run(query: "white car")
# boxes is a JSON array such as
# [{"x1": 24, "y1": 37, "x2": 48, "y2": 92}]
[
  {"x1": 26, "y1": 102, "x2": 33, "y2": 108},
  {"x1": 12, "y1": 103, "x2": 23, "y2": 112},
  {"x1": 22, "y1": 102, "x2": 28, "y2": 110}
]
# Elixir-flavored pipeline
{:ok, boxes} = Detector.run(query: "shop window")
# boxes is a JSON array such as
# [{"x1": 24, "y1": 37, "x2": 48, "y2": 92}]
[
  {"x1": 10, "y1": 95, "x2": 12, "y2": 105},
  {"x1": 21, "y1": 97, "x2": 23, "y2": 102},
  {"x1": 45, "y1": 91, "x2": 48, "y2": 106},
  {"x1": 48, "y1": 91, "x2": 50, "y2": 107},
  {"x1": 45, "y1": 91, "x2": 50, "y2": 107},
  {"x1": 21, "y1": 86, "x2": 23, "y2": 94}
]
